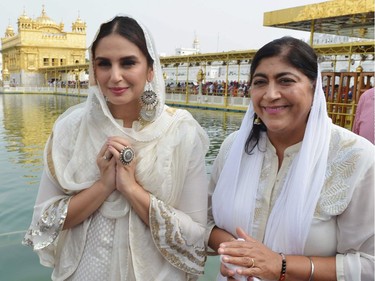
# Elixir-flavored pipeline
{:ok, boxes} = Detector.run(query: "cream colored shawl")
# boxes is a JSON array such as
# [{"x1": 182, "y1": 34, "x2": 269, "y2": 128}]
[{"x1": 52, "y1": 14, "x2": 178, "y2": 197}]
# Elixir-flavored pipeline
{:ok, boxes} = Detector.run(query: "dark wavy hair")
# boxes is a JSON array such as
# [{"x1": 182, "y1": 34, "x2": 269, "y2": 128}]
[
  {"x1": 91, "y1": 16, "x2": 154, "y2": 68},
  {"x1": 245, "y1": 36, "x2": 318, "y2": 154}
]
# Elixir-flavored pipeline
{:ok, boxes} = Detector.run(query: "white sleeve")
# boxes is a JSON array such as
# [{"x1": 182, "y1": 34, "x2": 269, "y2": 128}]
[
  {"x1": 336, "y1": 158, "x2": 374, "y2": 281},
  {"x1": 22, "y1": 168, "x2": 70, "y2": 266}
]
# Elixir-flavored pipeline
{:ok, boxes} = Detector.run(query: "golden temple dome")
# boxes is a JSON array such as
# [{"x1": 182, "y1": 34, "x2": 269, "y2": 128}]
[
  {"x1": 74, "y1": 16, "x2": 84, "y2": 24},
  {"x1": 72, "y1": 12, "x2": 86, "y2": 33},
  {"x1": 18, "y1": 9, "x2": 31, "y2": 21},
  {"x1": 6, "y1": 25, "x2": 14, "y2": 32},
  {"x1": 5, "y1": 25, "x2": 15, "y2": 37},
  {"x1": 35, "y1": 6, "x2": 57, "y2": 26}
]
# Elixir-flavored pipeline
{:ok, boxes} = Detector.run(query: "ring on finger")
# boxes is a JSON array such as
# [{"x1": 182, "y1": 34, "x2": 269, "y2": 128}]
[
  {"x1": 249, "y1": 258, "x2": 255, "y2": 268},
  {"x1": 103, "y1": 154, "x2": 112, "y2": 161},
  {"x1": 119, "y1": 146, "x2": 135, "y2": 165}
]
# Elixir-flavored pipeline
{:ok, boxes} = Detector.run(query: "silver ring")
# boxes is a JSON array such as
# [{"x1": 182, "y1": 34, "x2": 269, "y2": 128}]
[
  {"x1": 103, "y1": 155, "x2": 108, "y2": 160},
  {"x1": 119, "y1": 146, "x2": 135, "y2": 165}
]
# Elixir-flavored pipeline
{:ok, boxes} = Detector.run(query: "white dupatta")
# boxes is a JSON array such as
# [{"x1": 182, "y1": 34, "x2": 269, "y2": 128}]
[{"x1": 212, "y1": 67, "x2": 332, "y2": 254}]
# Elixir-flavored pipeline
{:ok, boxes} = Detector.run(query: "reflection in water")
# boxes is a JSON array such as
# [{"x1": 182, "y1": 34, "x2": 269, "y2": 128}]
[
  {"x1": 1, "y1": 94, "x2": 244, "y2": 178},
  {"x1": 1, "y1": 94, "x2": 85, "y2": 183},
  {"x1": 0, "y1": 93, "x2": 244, "y2": 281},
  {"x1": 188, "y1": 108, "x2": 244, "y2": 173}
]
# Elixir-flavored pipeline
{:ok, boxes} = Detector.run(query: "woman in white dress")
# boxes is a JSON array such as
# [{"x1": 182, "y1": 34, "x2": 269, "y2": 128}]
[
  {"x1": 23, "y1": 15, "x2": 210, "y2": 281},
  {"x1": 207, "y1": 37, "x2": 374, "y2": 281}
]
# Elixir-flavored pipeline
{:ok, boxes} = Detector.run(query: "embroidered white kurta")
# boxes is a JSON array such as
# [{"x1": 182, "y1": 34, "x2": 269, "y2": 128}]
[{"x1": 208, "y1": 124, "x2": 374, "y2": 281}]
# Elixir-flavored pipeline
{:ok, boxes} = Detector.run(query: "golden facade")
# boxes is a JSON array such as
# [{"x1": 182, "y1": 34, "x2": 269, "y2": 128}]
[
  {"x1": 1, "y1": 6, "x2": 86, "y2": 86},
  {"x1": 264, "y1": 0, "x2": 374, "y2": 41}
]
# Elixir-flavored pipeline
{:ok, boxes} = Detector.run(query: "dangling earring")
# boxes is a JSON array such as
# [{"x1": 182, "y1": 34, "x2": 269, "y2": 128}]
[
  {"x1": 140, "y1": 82, "x2": 158, "y2": 122},
  {"x1": 104, "y1": 96, "x2": 109, "y2": 102},
  {"x1": 253, "y1": 115, "x2": 262, "y2": 125}
]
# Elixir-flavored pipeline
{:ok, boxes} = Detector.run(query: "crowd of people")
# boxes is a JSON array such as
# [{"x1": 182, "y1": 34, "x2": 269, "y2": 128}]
[
  {"x1": 23, "y1": 14, "x2": 374, "y2": 281},
  {"x1": 166, "y1": 80, "x2": 251, "y2": 97}
]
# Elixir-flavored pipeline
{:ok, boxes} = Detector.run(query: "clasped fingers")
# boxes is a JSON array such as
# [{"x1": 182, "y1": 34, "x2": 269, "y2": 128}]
[{"x1": 107, "y1": 137, "x2": 136, "y2": 167}]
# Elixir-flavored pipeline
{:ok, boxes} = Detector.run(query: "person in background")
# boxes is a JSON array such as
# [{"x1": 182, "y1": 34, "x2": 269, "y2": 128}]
[
  {"x1": 207, "y1": 37, "x2": 374, "y2": 281},
  {"x1": 23, "y1": 15, "x2": 209, "y2": 281},
  {"x1": 352, "y1": 87, "x2": 374, "y2": 144}
]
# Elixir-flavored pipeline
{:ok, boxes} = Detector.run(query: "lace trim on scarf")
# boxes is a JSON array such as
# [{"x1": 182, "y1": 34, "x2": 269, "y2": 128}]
[{"x1": 149, "y1": 195, "x2": 206, "y2": 275}]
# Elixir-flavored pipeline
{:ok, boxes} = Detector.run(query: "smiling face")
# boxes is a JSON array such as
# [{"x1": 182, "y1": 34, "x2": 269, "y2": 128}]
[
  {"x1": 93, "y1": 33, "x2": 153, "y2": 118},
  {"x1": 250, "y1": 56, "x2": 314, "y2": 142}
]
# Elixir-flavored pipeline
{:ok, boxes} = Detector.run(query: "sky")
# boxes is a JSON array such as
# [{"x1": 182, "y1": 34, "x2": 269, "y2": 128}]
[{"x1": 0, "y1": 0, "x2": 326, "y2": 56}]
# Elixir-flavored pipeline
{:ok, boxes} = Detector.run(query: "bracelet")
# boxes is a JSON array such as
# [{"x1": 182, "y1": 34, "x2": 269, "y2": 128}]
[
  {"x1": 308, "y1": 256, "x2": 315, "y2": 281},
  {"x1": 279, "y1": 253, "x2": 287, "y2": 281}
]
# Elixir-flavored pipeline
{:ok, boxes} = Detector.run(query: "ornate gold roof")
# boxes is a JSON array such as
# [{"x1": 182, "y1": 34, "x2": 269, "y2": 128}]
[
  {"x1": 19, "y1": 10, "x2": 31, "y2": 21},
  {"x1": 263, "y1": 0, "x2": 374, "y2": 39},
  {"x1": 5, "y1": 25, "x2": 15, "y2": 37},
  {"x1": 35, "y1": 6, "x2": 57, "y2": 26}
]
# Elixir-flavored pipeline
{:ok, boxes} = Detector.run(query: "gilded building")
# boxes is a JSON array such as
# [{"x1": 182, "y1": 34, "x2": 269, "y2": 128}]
[{"x1": 1, "y1": 6, "x2": 86, "y2": 86}]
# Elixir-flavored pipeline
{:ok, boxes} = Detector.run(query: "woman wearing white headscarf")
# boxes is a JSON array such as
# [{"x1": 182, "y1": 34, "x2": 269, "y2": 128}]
[
  {"x1": 23, "y1": 15, "x2": 209, "y2": 281},
  {"x1": 207, "y1": 37, "x2": 374, "y2": 281}
]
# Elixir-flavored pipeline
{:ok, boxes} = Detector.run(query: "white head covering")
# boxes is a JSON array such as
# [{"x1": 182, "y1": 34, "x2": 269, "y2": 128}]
[
  {"x1": 212, "y1": 65, "x2": 332, "y2": 254},
  {"x1": 49, "y1": 15, "x2": 178, "y2": 194},
  {"x1": 87, "y1": 14, "x2": 166, "y2": 141},
  {"x1": 89, "y1": 14, "x2": 165, "y2": 122}
]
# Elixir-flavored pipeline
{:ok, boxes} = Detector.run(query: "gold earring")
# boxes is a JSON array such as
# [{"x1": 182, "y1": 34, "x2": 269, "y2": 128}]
[{"x1": 254, "y1": 116, "x2": 261, "y2": 125}]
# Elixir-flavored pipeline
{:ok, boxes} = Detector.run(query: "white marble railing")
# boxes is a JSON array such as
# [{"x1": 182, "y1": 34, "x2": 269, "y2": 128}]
[
  {"x1": 0, "y1": 86, "x2": 89, "y2": 96},
  {"x1": 166, "y1": 93, "x2": 250, "y2": 110},
  {"x1": 0, "y1": 87, "x2": 249, "y2": 111}
]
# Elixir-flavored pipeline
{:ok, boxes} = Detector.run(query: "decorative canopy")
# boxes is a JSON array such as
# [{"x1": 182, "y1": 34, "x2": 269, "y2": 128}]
[{"x1": 263, "y1": 0, "x2": 374, "y2": 40}]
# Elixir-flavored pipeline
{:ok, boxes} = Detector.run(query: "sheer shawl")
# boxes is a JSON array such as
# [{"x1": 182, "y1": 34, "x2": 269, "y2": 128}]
[
  {"x1": 212, "y1": 67, "x2": 332, "y2": 254},
  {"x1": 51, "y1": 15, "x2": 174, "y2": 195}
]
